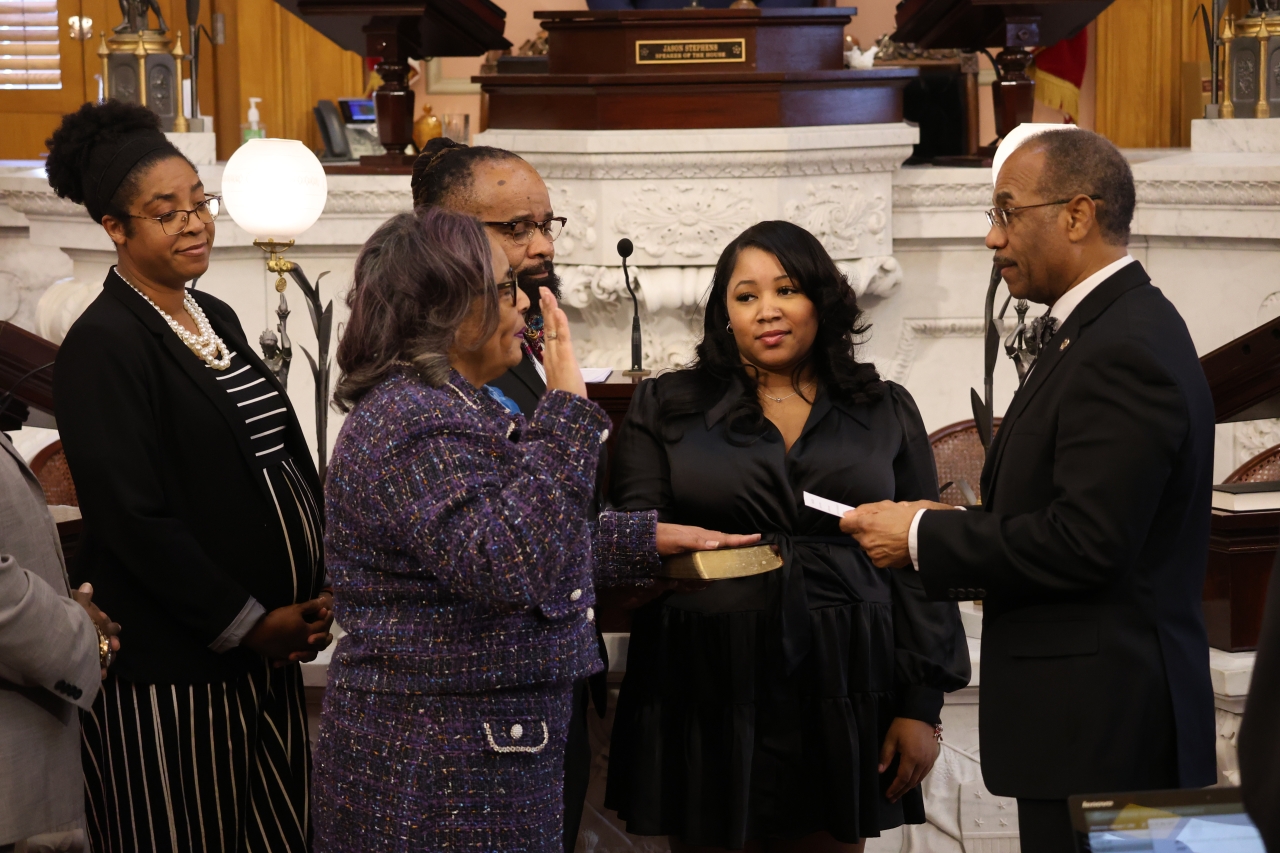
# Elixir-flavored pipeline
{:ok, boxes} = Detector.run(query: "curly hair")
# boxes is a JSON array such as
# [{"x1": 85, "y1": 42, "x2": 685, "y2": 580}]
[
  {"x1": 657, "y1": 220, "x2": 884, "y2": 438},
  {"x1": 45, "y1": 101, "x2": 189, "y2": 230},
  {"x1": 333, "y1": 207, "x2": 500, "y2": 411},
  {"x1": 410, "y1": 137, "x2": 524, "y2": 209}
]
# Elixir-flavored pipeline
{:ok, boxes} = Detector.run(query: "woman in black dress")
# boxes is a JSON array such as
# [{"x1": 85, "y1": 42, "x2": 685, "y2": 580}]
[
  {"x1": 45, "y1": 101, "x2": 332, "y2": 852},
  {"x1": 604, "y1": 221, "x2": 970, "y2": 852}
]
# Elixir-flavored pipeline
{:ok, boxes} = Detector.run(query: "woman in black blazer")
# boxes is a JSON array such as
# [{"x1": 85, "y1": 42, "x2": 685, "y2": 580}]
[{"x1": 46, "y1": 101, "x2": 332, "y2": 852}]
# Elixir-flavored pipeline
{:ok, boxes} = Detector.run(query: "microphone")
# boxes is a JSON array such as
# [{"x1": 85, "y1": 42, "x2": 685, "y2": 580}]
[{"x1": 617, "y1": 238, "x2": 648, "y2": 377}]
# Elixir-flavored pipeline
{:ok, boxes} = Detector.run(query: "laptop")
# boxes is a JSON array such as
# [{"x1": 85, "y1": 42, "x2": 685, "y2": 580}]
[{"x1": 1069, "y1": 787, "x2": 1264, "y2": 852}]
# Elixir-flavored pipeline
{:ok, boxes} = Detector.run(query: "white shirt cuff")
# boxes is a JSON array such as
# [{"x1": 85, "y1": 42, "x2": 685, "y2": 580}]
[
  {"x1": 908, "y1": 509, "x2": 926, "y2": 571},
  {"x1": 209, "y1": 597, "x2": 267, "y2": 653}
]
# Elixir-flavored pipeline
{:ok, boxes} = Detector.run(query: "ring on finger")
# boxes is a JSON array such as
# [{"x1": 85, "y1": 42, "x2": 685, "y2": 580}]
[{"x1": 546, "y1": 330, "x2": 559, "y2": 340}]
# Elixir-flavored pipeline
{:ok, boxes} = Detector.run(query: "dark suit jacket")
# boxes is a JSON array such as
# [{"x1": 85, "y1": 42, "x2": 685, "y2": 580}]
[
  {"x1": 54, "y1": 271, "x2": 322, "y2": 684},
  {"x1": 1241, "y1": 548, "x2": 1280, "y2": 849},
  {"x1": 918, "y1": 261, "x2": 1217, "y2": 799},
  {"x1": 490, "y1": 353, "x2": 546, "y2": 417}
]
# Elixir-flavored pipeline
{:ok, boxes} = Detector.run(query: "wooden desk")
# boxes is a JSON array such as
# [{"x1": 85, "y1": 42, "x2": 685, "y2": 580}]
[
  {"x1": 476, "y1": 8, "x2": 917, "y2": 131},
  {"x1": 1206, "y1": 508, "x2": 1280, "y2": 652}
]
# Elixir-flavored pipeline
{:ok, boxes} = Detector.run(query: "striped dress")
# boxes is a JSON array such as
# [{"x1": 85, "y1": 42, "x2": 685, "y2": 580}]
[{"x1": 81, "y1": 349, "x2": 323, "y2": 853}]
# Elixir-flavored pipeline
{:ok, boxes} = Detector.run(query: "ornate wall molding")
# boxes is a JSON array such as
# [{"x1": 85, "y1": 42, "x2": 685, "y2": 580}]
[
  {"x1": 545, "y1": 182, "x2": 598, "y2": 256},
  {"x1": 1234, "y1": 418, "x2": 1280, "y2": 469},
  {"x1": 321, "y1": 190, "x2": 413, "y2": 216},
  {"x1": 888, "y1": 317, "x2": 986, "y2": 384},
  {"x1": 785, "y1": 180, "x2": 888, "y2": 256},
  {"x1": 0, "y1": 190, "x2": 89, "y2": 218},
  {"x1": 892, "y1": 182, "x2": 991, "y2": 209},
  {"x1": 615, "y1": 183, "x2": 759, "y2": 261},
  {"x1": 840, "y1": 256, "x2": 902, "y2": 299},
  {"x1": 892, "y1": 176, "x2": 1280, "y2": 212},
  {"x1": 525, "y1": 146, "x2": 914, "y2": 181},
  {"x1": 1137, "y1": 180, "x2": 1280, "y2": 206}
]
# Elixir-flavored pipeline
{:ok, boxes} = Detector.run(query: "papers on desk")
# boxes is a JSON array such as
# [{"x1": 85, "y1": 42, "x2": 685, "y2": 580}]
[
  {"x1": 581, "y1": 368, "x2": 613, "y2": 384},
  {"x1": 803, "y1": 491, "x2": 855, "y2": 518}
]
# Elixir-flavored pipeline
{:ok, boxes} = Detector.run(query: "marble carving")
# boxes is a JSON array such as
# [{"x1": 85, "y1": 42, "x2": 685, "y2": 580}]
[{"x1": 614, "y1": 182, "x2": 760, "y2": 261}]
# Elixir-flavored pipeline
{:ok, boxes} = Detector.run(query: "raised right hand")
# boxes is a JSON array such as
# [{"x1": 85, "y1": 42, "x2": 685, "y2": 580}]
[
  {"x1": 243, "y1": 597, "x2": 334, "y2": 666},
  {"x1": 540, "y1": 287, "x2": 588, "y2": 398},
  {"x1": 656, "y1": 523, "x2": 762, "y2": 557}
]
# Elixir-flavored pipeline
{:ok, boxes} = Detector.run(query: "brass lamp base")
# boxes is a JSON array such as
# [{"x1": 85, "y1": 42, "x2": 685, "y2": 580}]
[{"x1": 253, "y1": 239, "x2": 297, "y2": 293}]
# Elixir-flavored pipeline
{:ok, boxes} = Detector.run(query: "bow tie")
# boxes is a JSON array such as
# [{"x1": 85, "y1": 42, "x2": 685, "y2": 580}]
[{"x1": 1028, "y1": 315, "x2": 1058, "y2": 354}]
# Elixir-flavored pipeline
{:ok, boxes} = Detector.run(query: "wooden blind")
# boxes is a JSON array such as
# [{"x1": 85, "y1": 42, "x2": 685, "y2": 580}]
[{"x1": 0, "y1": 0, "x2": 59, "y2": 89}]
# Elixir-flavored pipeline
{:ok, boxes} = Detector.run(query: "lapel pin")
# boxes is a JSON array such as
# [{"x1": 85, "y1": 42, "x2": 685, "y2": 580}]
[{"x1": 1060, "y1": 338, "x2": 1071, "y2": 351}]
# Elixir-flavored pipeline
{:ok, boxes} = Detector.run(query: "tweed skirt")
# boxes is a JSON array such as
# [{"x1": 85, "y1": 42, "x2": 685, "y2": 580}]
[{"x1": 313, "y1": 680, "x2": 574, "y2": 853}]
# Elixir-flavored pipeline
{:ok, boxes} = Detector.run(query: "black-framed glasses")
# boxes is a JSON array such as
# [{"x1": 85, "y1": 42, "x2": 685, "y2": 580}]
[
  {"x1": 130, "y1": 196, "x2": 222, "y2": 236},
  {"x1": 497, "y1": 267, "x2": 519, "y2": 305},
  {"x1": 483, "y1": 217, "x2": 567, "y2": 245},
  {"x1": 985, "y1": 195, "x2": 1103, "y2": 229}
]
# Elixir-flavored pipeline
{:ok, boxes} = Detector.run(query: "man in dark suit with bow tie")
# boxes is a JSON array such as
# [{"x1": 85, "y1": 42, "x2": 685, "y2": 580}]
[{"x1": 841, "y1": 129, "x2": 1217, "y2": 852}]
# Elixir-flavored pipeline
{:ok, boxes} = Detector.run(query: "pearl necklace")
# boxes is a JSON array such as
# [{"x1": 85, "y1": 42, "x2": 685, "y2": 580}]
[
  {"x1": 118, "y1": 269, "x2": 231, "y2": 370},
  {"x1": 760, "y1": 381, "x2": 813, "y2": 404}
]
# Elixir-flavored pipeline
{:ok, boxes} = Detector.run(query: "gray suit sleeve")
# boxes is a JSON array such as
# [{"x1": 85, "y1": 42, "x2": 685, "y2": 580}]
[{"x1": 0, "y1": 554, "x2": 101, "y2": 711}]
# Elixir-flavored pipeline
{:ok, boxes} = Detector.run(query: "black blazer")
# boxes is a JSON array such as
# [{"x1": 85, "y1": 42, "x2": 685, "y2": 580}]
[
  {"x1": 54, "y1": 271, "x2": 322, "y2": 684},
  {"x1": 918, "y1": 261, "x2": 1217, "y2": 799},
  {"x1": 1240, "y1": 548, "x2": 1280, "y2": 849},
  {"x1": 490, "y1": 353, "x2": 546, "y2": 417}
]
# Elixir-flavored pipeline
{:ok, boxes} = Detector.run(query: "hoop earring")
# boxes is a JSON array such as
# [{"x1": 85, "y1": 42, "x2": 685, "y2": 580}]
[{"x1": 726, "y1": 321, "x2": 733, "y2": 334}]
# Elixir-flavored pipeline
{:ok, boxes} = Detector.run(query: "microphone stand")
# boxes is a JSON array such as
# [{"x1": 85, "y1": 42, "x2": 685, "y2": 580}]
[
  {"x1": 970, "y1": 263, "x2": 1003, "y2": 451},
  {"x1": 618, "y1": 238, "x2": 650, "y2": 381}
]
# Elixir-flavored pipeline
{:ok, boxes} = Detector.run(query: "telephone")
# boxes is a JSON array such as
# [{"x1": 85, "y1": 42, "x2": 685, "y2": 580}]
[{"x1": 314, "y1": 100, "x2": 352, "y2": 160}]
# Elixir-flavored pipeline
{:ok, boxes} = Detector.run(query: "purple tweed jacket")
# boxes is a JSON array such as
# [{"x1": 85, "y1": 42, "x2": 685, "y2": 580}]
[{"x1": 325, "y1": 367, "x2": 635, "y2": 694}]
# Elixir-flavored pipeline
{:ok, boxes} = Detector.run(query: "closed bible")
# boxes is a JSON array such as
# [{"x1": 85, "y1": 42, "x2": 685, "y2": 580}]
[{"x1": 659, "y1": 544, "x2": 783, "y2": 580}]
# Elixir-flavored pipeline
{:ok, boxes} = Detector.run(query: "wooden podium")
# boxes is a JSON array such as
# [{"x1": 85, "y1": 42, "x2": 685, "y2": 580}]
[
  {"x1": 1200, "y1": 314, "x2": 1280, "y2": 651},
  {"x1": 475, "y1": 8, "x2": 918, "y2": 131}
]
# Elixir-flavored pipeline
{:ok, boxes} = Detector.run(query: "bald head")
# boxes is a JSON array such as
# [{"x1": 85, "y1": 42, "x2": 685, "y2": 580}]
[{"x1": 446, "y1": 159, "x2": 552, "y2": 222}]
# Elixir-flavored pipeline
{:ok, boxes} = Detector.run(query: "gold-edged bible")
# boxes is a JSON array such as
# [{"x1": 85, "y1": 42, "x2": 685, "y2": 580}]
[{"x1": 658, "y1": 544, "x2": 783, "y2": 580}]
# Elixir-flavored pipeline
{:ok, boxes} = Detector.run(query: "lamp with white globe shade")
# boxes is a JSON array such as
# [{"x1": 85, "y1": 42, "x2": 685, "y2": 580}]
[
  {"x1": 222, "y1": 137, "x2": 335, "y2": 479},
  {"x1": 222, "y1": 138, "x2": 328, "y2": 293}
]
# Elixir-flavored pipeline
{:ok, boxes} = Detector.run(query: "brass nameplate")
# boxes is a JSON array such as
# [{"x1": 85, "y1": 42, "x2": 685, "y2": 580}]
[
  {"x1": 635, "y1": 38, "x2": 747, "y2": 66},
  {"x1": 659, "y1": 544, "x2": 782, "y2": 580}
]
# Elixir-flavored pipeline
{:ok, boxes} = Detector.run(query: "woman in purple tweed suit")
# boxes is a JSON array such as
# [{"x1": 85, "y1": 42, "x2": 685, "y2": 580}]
[{"x1": 313, "y1": 207, "x2": 609, "y2": 852}]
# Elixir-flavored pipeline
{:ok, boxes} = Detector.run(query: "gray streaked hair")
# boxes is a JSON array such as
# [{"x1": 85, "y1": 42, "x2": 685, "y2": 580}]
[
  {"x1": 1031, "y1": 129, "x2": 1136, "y2": 246},
  {"x1": 333, "y1": 207, "x2": 499, "y2": 411}
]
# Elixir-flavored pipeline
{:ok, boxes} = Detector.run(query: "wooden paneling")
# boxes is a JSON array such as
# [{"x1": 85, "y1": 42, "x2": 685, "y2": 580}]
[
  {"x1": 0, "y1": 112, "x2": 66, "y2": 158},
  {"x1": 0, "y1": 0, "x2": 89, "y2": 158},
  {"x1": 1095, "y1": 0, "x2": 1177, "y2": 148},
  {"x1": 1096, "y1": 0, "x2": 1246, "y2": 148},
  {"x1": 211, "y1": 0, "x2": 363, "y2": 160},
  {"x1": 0, "y1": 0, "x2": 362, "y2": 161}
]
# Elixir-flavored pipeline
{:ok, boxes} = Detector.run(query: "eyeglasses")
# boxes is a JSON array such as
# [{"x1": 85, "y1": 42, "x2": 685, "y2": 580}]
[
  {"x1": 984, "y1": 195, "x2": 1103, "y2": 229},
  {"x1": 483, "y1": 217, "x2": 567, "y2": 245},
  {"x1": 497, "y1": 267, "x2": 519, "y2": 305},
  {"x1": 129, "y1": 196, "x2": 222, "y2": 236}
]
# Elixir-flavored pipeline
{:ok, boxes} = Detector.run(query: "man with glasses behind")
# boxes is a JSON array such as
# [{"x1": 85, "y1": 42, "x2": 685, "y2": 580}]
[
  {"x1": 410, "y1": 136, "x2": 761, "y2": 853},
  {"x1": 840, "y1": 127, "x2": 1217, "y2": 852}
]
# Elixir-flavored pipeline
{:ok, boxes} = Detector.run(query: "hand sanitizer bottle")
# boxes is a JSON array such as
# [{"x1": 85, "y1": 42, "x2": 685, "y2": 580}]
[{"x1": 240, "y1": 98, "x2": 265, "y2": 145}]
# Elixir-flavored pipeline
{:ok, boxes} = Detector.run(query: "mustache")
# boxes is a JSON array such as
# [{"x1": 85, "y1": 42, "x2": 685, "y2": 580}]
[
  {"x1": 517, "y1": 263, "x2": 562, "y2": 313},
  {"x1": 992, "y1": 255, "x2": 1016, "y2": 269}
]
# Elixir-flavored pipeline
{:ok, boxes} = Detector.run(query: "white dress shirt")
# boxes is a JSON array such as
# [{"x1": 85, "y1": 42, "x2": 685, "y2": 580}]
[{"x1": 906, "y1": 253, "x2": 1136, "y2": 570}]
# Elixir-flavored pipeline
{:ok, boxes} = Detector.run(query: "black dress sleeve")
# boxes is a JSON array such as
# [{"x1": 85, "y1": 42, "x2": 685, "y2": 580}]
[
  {"x1": 609, "y1": 378, "x2": 676, "y2": 521},
  {"x1": 885, "y1": 382, "x2": 972, "y2": 723}
]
